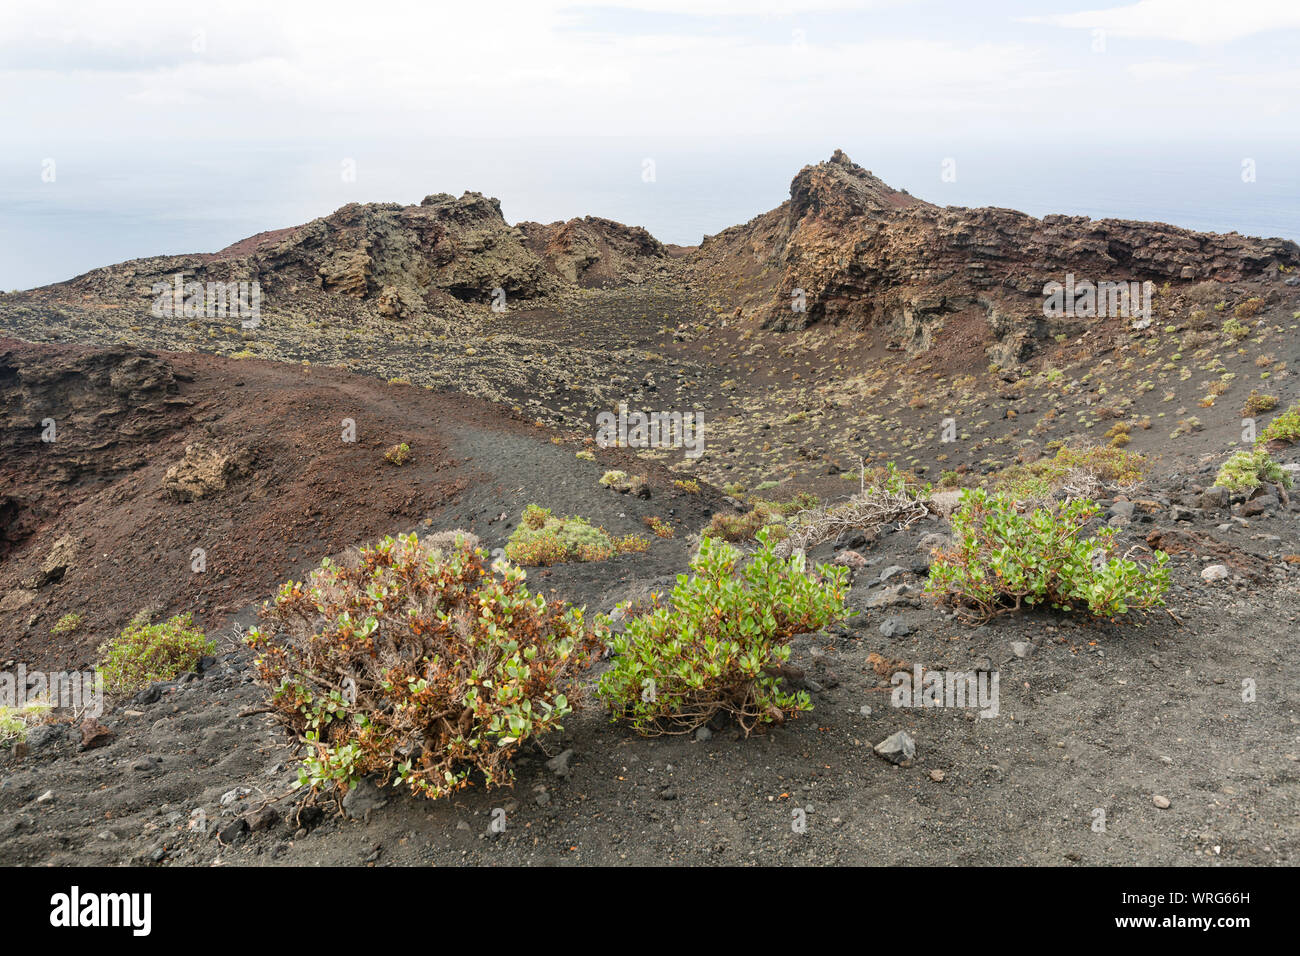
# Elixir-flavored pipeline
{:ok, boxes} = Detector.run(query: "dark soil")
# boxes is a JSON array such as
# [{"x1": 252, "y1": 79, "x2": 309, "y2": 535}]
[{"x1": 0, "y1": 340, "x2": 1296, "y2": 867}]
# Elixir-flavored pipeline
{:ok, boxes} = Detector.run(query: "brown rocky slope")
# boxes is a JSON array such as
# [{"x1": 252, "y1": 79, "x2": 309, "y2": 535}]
[{"x1": 693, "y1": 149, "x2": 1300, "y2": 364}]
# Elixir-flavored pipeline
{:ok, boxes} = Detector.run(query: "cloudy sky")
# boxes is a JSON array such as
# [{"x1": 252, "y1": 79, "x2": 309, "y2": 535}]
[
  {"x1": 6, "y1": 0, "x2": 1300, "y2": 143},
  {"x1": 2, "y1": 0, "x2": 1298, "y2": 287}
]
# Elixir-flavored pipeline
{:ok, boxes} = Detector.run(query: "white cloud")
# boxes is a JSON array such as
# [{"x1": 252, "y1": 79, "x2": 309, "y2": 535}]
[
  {"x1": 1126, "y1": 60, "x2": 1202, "y2": 81},
  {"x1": 0, "y1": 0, "x2": 1294, "y2": 145},
  {"x1": 1019, "y1": 0, "x2": 1300, "y2": 46}
]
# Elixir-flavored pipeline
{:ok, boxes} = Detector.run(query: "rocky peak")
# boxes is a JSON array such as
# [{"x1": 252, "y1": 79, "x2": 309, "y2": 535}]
[
  {"x1": 698, "y1": 151, "x2": 1300, "y2": 366},
  {"x1": 417, "y1": 190, "x2": 507, "y2": 227},
  {"x1": 788, "y1": 150, "x2": 930, "y2": 223}
]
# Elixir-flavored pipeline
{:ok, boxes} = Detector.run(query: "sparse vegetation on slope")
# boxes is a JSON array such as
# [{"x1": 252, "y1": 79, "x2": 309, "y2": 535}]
[{"x1": 97, "y1": 613, "x2": 215, "y2": 695}]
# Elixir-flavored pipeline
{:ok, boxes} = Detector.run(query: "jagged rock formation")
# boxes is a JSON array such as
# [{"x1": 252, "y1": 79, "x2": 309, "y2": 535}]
[
  {"x1": 695, "y1": 149, "x2": 1300, "y2": 364},
  {"x1": 56, "y1": 192, "x2": 669, "y2": 317},
  {"x1": 519, "y1": 216, "x2": 666, "y2": 287},
  {"x1": 25, "y1": 149, "x2": 1300, "y2": 369}
]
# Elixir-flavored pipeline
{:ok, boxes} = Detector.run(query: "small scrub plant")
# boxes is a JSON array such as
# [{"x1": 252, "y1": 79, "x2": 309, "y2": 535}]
[
  {"x1": 1233, "y1": 297, "x2": 1264, "y2": 320},
  {"x1": 1222, "y1": 317, "x2": 1250, "y2": 342},
  {"x1": 643, "y1": 516, "x2": 674, "y2": 539},
  {"x1": 246, "y1": 534, "x2": 602, "y2": 800},
  {"x1": 703, "y1": 505, "x2": 784, "y2": 543},
  {"x1": 384, "y1": 442, "x2": 411, "y2": 466},
  {"x1": 1213, "y1": 449, "x2": 1292, "y2": 494},
  {"x1": 98, "y1": 613, "x2": 215, "y2": 695},
  {"x1": 1049, "y1": 444, "x2": 1149, "y2": 486},
  {"x1": 673, "y1": 478, "x2": 701, "y2": 494},
  {"x1": 1242, "y1": 390, "x2": 1279, "y2": 416},
  {"x1": 0, "y1": 700, "x2": 52, "y2": 746},
  {"x1": 926, "y1": 489, "x2": 1170, "y2": 623},
  {"x1": 614, "y1": 534, "x2": 650, "y2": 554},
  {"x1": 989, "y1": 443, "x2": 1148, "y2": 501},
  {"x1": 1104, "y1": 422, "x2": 1131, "y2": 447},
  {"x1": 937, "y1": 469, "x2": 967, "y2": 489},
  {"x1": 505, "y1": 504, "x2": 614, "y2": 565},
  {"x1": 990, "y1": 465, "x2": 1054, "y2": 502},
  {"x1": 575, "y1": 449, "x2": 595, "y2": 462},
  {"x1": 751, "y1": 491, "x2": 819, "y2": 516},
  {"x1": 598, "y1": 470, "x2": 648, "y2": 495},
  {"x1": 51, "y1": 612, "x2": 82, "y2": 636},
  {"x1": 597, "y1": 529, "x2": 848, "y2": 735},
  {"x1": 1257, "y1": 401, "x2": 1300, "y2": 446}
]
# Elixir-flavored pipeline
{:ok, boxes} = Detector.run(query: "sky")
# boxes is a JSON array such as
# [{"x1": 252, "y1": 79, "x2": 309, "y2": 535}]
[{"x1": 2, "y1": 0, "x2": 1299, "y2": 288}]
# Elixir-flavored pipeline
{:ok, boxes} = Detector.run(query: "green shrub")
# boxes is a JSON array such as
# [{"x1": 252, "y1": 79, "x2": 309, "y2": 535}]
[
  {"x1": 1213, "y1": 449, "x2": 1292, "y2": 494},
  {"x1": 703, "y1": 505, "x2": 785, "y2": 543},
  {"x1": 384, "y1": 442, "x2": 411, "y2": 465},
  {"x1": 0, "y1": 701, "x2": 53, "y2": 746},
  {"x1": 505, "y1": 504, "x2": 614, "y2": 565},
  {"x1": 1257, "y1": 401, "x2": 1300, "y2": 446},
  {"x1": 750, "y1": 491, "x2": 819, "y2": 516},
  {"x1": 51, "y1": 612, "x2": 82, "y2": 636},
  {"x1": 246, "y1": 533, "x2": 602, "y2": 799},
  {"x1": 596, "y1": 528, "x2": 847, "y2": 735},
  {"x1": 1222, "y1": 317, "x2": 1250, "y2": 341},
  {"x1": 1242, "y1": 390, "x2": 1279, "y2": 416},
  {"x1": 925, "y1": 490, "x2": 1170, "y2": 622},
  {"x1": 97, "y1": 613, "x2": 214, "y2": 694},
  {"x1": 1048, "y1": 444, "x2": 1150, "y2": 485},
  {"x1": 989, "y1": 443, "x2": 1150, "y2": 499}
]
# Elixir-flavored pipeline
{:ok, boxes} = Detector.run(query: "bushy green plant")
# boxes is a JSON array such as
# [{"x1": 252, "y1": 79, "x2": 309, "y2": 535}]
[
  {"x1": 1257, "y1": 401, "x2": 1300, "y2": 446},
  {"x1": 925, "y1": 489, "x2": 1169, "y2": 622},
  {"x1": 51, "y1": 612, "x2": 82, "y2": 636},
  {"x1": 246, "y1": 533, "x2": 602, "y2": 799},
  {"x1": 97, "y1": 613, "x2": 214, "y2": 694},
  {"x1": 505, "y1": 504, "x2": 614, "y2": 565},
  {"x1": 596, "y1": 528, "x2": 848, "y2": 735},
  {"x1": 1213, "y1": 449, "x2": 1292, "y2": 493},
  {"x1": 1222, "y1": 317, "x2": 1250, "y2": 341},
  {"x1": 384, "y1": 442, "x2": 411, "y2": 465},
  {"x1": 1242, "y1": 390, "x2": 1279, "y2": 416}
]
